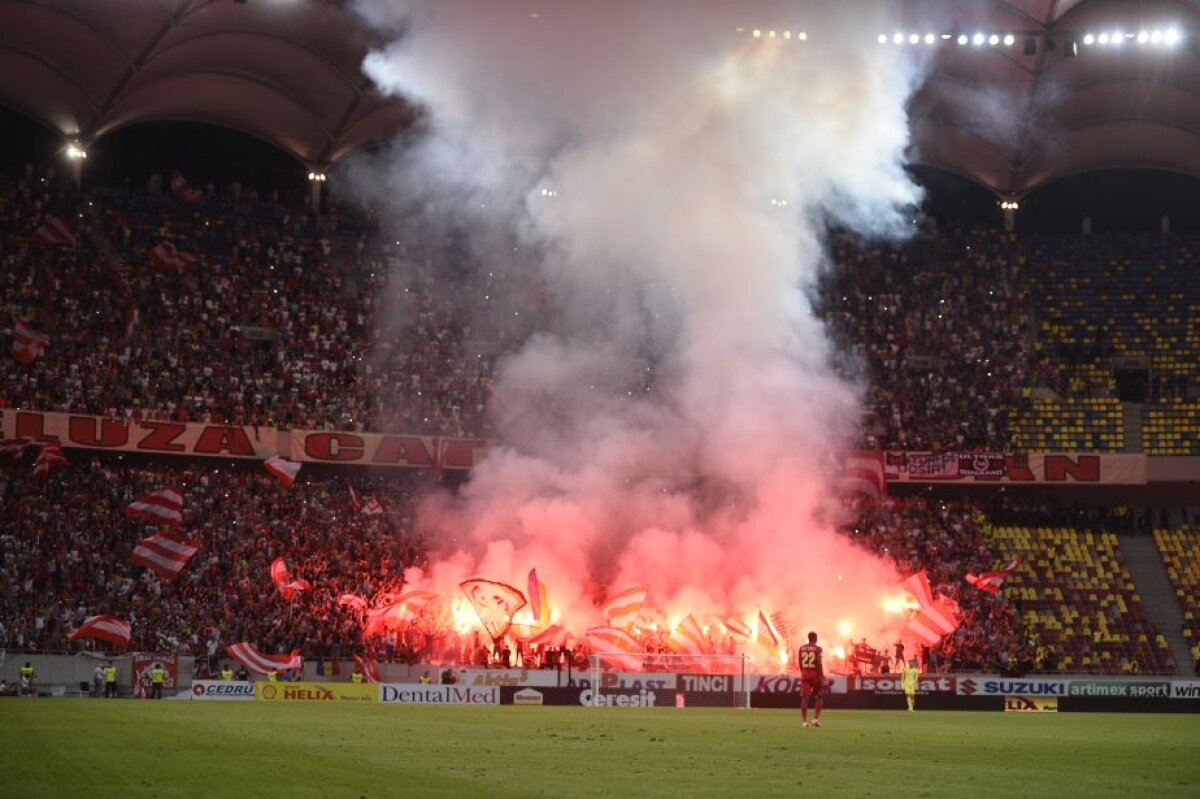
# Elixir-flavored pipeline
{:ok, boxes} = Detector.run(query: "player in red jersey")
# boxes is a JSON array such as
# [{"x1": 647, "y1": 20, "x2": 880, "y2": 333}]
[{"x1": 798, "y1": 631, "x2": 824, "y2": 728}]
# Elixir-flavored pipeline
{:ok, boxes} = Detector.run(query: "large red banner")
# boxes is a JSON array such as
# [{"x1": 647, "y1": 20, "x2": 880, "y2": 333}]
[{"x1": 884, "y1": 452, "x2": 1148, "y2": 485}]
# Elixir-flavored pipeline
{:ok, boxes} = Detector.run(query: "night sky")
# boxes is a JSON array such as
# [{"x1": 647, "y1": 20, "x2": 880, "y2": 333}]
[{"x1": 2, "y1": 105, "x2": 1199, "y2": 234}]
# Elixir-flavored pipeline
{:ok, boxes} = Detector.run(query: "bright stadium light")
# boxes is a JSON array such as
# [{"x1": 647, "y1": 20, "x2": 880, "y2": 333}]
[
  {"x1": 877, "y1": 33, "x2": 888, "y2": 44},
  {"x1": 988, "y1": 33, "x2": 1000, "y2": 45},
  {"x1": 924, "y1": 33, "x2": 936, "y2": 44},
  {"x1": 1164, "y1": 28, "x2": 1181, "y2": 46},
  {"x1": 783, "y1": 30, "x2": 792, "y2": 39},
  {"x1": 1110, "y1": 30, "x2": 1124, "y2": 46},
  {"x1": 893, "y1": 32, "x2": 904, "y2": 44},
  {"x1": 65, "y1": 142, "x2": 88, "y2": 160},
  {"x1": 1083, "y1": 33, "x2": 1095, "y2": 45},
  {"x1": 1098, "y1": 32, "x2": 1109, "y2": 44},
  {"x1": 798, "y1": 31, "x2": 808, "y2": 41},
  {"x1": 752, "y1": 28, "x2": 762, "y2": 38},
  {"x1": 972, "y1": 32, "x2": 985, "y2": 46},
  {"x1": 1137, "y1": 30, "x2": 1149, "y2": 43},
  {"x1": 909, "y1": 33, "x2": 920, "y2": 44},
  {"x1": 957, "y1": 33, "x2": 968, "y2": 45},
  {"x1": 1003, "y1": 33, "x2": 1015, "y2": 46}
]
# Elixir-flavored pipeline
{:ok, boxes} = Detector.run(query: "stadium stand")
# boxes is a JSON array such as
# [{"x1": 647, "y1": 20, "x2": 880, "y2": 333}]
[{"x1": 1153, "y1": 526, "x2": 1200, "y2": 665}]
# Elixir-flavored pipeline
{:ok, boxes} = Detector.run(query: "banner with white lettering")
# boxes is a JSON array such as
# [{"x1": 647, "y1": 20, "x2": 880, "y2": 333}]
[{"x1": 885, "y1": 452, "x2": 1147, "y2": 485}]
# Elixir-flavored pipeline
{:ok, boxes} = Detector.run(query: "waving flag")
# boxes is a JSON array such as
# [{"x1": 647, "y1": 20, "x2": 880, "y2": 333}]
[
  {"x1": 68, "y1": 615, "x2": 131, "y2": 648},
  {"x1": 125, "y1": 489, "x2": 184, "y2": 526},
  {"x1": 353, "y1": 654, "x2": 381, "y2": 683},
  {"x1": 170, "y1": 170, "x2": 204, "y2": 203},
  {"x1": 33, "y1": 442, "x2": 68, "y2": 479},
  {"x1": 724, "y1": 616, "x2": 752, "y2": 638},
  {"x1": 149, "y1": 240, "x2": 202, "y2": 271},
  {"x1": 264, "y1": 456, "x2": 301, "y2": 487},
  {"x1": 0, "y1": 437, "x2": 32, "y2": 461},
  {"x1": 898, "y1": 570, "x2": 935, "y2": 609},
  {"x1": 269, "y1": 557, "x2": 311, "y2": 601},
  {"x1": 757, "y1": 610, "x2": 780, "y2": 649},
  {"x1": 460, "y1": 578, "x2": 526, "y2": 640},
  {"x1": 901, "y1": 597, "x2": 961, "y2": 645},
  {"x1": 668, "y1": 614, "x2": 711, "y2": 655},
  {"x1": 338, "y1": 594, "x2": 368, "y2": 612},
  {"x1": 362, "y1": 590, "x2": 438, "y2": 637},
  {"x1": 966, "y1": 556, "x2": 1022, "y2": 595},
  {"x1": 226, "y1": 643, "x2": 301, "y2": 676},
  {"x1": 362, "y1": 498, "x2": 384, "y2": 516},
  {"x1": 520, "y1": 624, "x2": 571, "y2": 647},
  {"x1": 13, "y1": 317, "x2": 50, "y2": 364},
  {"x1": 602, "y1": 585, "x2": 648, "y2": 629},
  {"x1": 585, "y1": 626, "x2": 643, "y2": 671},
  {"x1": 32, "y1": 214, "x2": 77, "y2": 247},
  {"x1": 838, "y1": 450, "x2": 886, "y2": 498},
  {"x1": 131, "y1": 529, "x2": 199, "y2": 580},
  {"x1": 527, "y1": 568, "x2": 550, "y2": 627}
]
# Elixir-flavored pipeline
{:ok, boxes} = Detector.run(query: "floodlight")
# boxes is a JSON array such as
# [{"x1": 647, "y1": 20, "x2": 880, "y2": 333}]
[
  {"x1": 924, "y1": 33, "x2": 936, "y2": 44},
  {"x1": 957, "y1": 34, "x2": 968, "y2": 45},
  {"x1": 1003, "y1": 34, "x2": 1015, "y2": 46},
  {"x1": 1083, "y1": 33, "x2": 1095, "y2": 45},
  {"x1": 988, "y1": 34, "x2": 1000, "y2": 46},
  {"x1": 877, "y1": 33, "x2": 888, "y2": 44},
  {"x1": 894, "y1": 32, "x2": 904, "y2": 44},
  {"x1": 972, "y1": 32, "x2": 985, "y2": 46},
  {"x1": 909, "y1": 33, "x2": 920, "y2": 44},
  {"x1": 1164, "y1": 28, "x2": 1181, "y2": 46}
]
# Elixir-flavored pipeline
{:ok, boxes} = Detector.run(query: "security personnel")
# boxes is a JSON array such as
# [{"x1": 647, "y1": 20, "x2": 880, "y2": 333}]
[
  {"x1": 350, "y1": 668, "x2": 364, "y2": 684},
  {"x1": 901, "y1": 659, "x2": 920, "y2": 712},
  {"x1": 220, "y1": 665, "x2": 234, "y2": 681},
  {"x1": 418, "y1": 671, "x2": 432, "y2": 685},
  {"x1": 19, "y1": 662, "x2": 35, "y2": 696},
  {"x1": 104, "y1": 663, "x2": 119, "y2": 698},
  {"x1": 266, "y1": 669, "x2": 278, "y2": 682},
  {"x1": 150, "y1": 663, "x2": 166, "y2": 699}
]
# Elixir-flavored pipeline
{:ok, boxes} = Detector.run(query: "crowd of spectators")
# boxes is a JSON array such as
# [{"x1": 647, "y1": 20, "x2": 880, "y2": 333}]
[{"x1": 0, "y1": 453, "x2": 427, "y2": 658}]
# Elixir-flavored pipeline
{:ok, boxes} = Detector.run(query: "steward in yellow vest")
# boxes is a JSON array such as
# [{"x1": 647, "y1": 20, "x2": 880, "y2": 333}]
[
  {"x1": 221, "y1": 667, "x2": 234, "y2": 681},
  {"x1": 104, "y1": 665, "x2": 118, "y2": 698},
  {"x1": 150, "y1": 665, "x2": 165, "y2": 699}
]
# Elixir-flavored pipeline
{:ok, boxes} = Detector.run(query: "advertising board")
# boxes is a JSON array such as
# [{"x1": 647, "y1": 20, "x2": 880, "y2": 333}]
[
  {"x1": 255, "y1": 681, "x2": 377, "y2": 703},
  {"x1": 190, "y1": 680, "x2": 255, "y2": 701}
]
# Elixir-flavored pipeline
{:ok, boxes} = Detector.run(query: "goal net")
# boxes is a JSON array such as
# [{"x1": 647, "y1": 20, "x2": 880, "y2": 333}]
[{"x1": 586, "y1": 653, "x2": 750, "y2": 709}]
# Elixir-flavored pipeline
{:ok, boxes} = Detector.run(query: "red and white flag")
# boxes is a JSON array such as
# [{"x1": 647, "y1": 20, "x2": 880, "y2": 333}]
[
  {"x1": 131, "y1": 529, "x2": 199, "y2": 580},
  {"x1": 32, "y1": 214, "x2": 77, "y2": 247},
  {"x1": 667, "y1": 613, "x2": 712, "y2": 655},
  {"x1": 348, "y1": 484, "x2": 361, "y2": 512},
  {"x1": 898, "y1": 570, "x2": 935, "y2": 609},
  {"x1": 901, "y1": 597, "x2": 961, "y2": 645},
  {"x1": 460, "y1": 578, "x2": 526, "y2": 640},
  {"x1": 756, "y1": 610, "x2": 781, "y2": 649},
  {"x1": 264, "y1": 456, "x2": 301, "y2": 487},
  {"x1": 585, "y1": 626, "x2": 643, "y2": 671},
  {"x1": 0, "y1": 437, "x2": 32, "y2": 461},
  {"x1": 13, "y1": 317, "x2": 50, "y2": 364},
  {"x1": 527, "y1": 568, "x2": 550, "y2": 627},
  {"x1": 338, "y1": 594, "x2": 368, "y2": 612},
  {"x1": 32, "y1": 442, "x2": 68, "y2": 479},
  {"x1": 68, "y1": 615, "x2": 131, "y2": 648},
  {"x1": 362, "y1": 498, "x2": 384, "y2": 516},
  {"x1": 362, "y1": 590, "x2": 438, "y2": 636},
  {"x1": 838, "y1": 450, "x2": 886, "y2": 499},
  {"x1": 966, "y1": 556, "x2": 1022, "y2": 595},
  {"x1": 149, "y1": 241, "x2": 201, "y2": 271},
  {"x1": 269, "y1": 557, "x2": 311, "y2": 601},
  {"x1": 520, "y1": 624, "x2": 571, "y2": 647},
  {"x1": 170, "y1": 170, "x2": 204, "y2": 203},
  {"x1": 724, "y1": 616, "x2": 752, "y2": 638},
  {"x1": 602, "y1": 585, "x2": 648, "y2": 630},
  {"x1": 353, "y1": 654, "x2": 381, "y2": 683},
  {"x1": 125, "y1": 489, "x2": 184, "y2": 526},
  {"x1": 225, "y1": 643, "x2": 301, "y2": 676}
]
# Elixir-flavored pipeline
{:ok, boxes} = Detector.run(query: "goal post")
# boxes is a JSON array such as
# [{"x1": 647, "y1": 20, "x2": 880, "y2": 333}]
[{"x1": 586, "y1": 653, "x2": 750, "y2": 709}]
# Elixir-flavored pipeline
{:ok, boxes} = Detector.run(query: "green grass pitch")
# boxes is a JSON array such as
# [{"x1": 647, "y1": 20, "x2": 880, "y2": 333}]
[{"x1": 1, "y1": 700, "x2": 1197, "y2": 798}]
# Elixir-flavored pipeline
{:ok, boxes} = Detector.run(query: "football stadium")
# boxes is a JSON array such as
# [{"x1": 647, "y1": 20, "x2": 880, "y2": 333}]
[{"x1": 2, "y1": 1, "x2": 1200, "y2": 796}]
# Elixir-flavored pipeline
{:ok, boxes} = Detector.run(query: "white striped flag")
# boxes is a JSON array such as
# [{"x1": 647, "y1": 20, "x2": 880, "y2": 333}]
[
  {"x1": 338, "y1": 594, "x2": 368, "y2": 612},
  {"x1": 32, "y1": 442, "x2": 67, "y2": 479},
  {"x1": 225, "y1": 643, "x2": 301, "y2": 676},
  {"x1": 966, "y1": 556, "x2": 1022, "y2": 595},
  {"x1": 362, "y1": 590, "x2": 438, "y2": 636},
  {"x1": 520, "y1": 624, "x2": 571, "y2": 647},
  {"x1": 724, "y1": 616, "x2": 752, "y2": 638},
  {"x1": 585, "y1": 626, "x2": 643, "y2": 671},
  {"x1": 901, "y1": 597, "x2": 960, "y2": 645},
  {"x1": 348, "y1": 483, "x2": 361, "y2": 512},
  {"x1": 13, "y1": 317, "x2": 50, "y2": 364},
  {"x1": 362, "y1": 498, "x2": 384, "y2": 516},
  {"x1": 602, "y1": 585, "x2": 648, "y2": 629},
  {"x1": 838, "y1": 450, "x2": 886, "y2": 499},
  {"x1": 264, "y1": 456, "x2": 301, "y2": 487},
  {"x1": 68, "y1": 615, "x2": 131, "y2": 648},
  {"x1": 130, "y1": 529, "x2": 199, "y2": 580},
  {"x1": 430, "y1": 437, "x2": 444, "y2": 484},
  {"x1": 667, "y1": 614, "x2": 711, "y2": 655},
  {"x1": 0, "y1": 437, "x2": 32, "y2": 461},
  {"x1": 757, "y1": 610, "x2": 780, "y2": 649},
  {"x1": 898, "y1": 570, "x2": 935, "y2": 609},
  {"x1": 125, "y1": 489, "x2": 184, "y2": 526},
  {"x1": 32, "y1": 214, "x2": 77, "y2": 247},
  {"x1": 353, "y1": 653, "x2": 381, "y2": 683}
]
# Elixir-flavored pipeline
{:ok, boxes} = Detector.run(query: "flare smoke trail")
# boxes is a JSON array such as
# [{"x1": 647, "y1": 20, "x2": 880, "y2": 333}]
[{"x1": 355, "y1": 1, "x2": 924, "y2": 650}]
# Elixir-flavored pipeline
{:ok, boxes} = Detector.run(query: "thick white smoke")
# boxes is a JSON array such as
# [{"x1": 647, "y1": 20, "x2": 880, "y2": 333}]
[{"x1": 354, "y1": 1, "x2": 923, "y2": 644}]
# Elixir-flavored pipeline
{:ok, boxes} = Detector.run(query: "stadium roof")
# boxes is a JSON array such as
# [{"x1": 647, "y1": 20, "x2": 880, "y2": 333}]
[{"x1": 1, "y1": 0, "x2": 1198, "y2": 195}]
